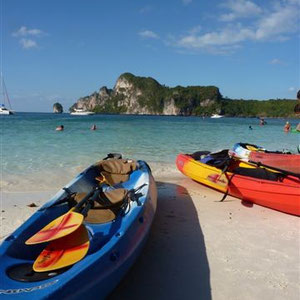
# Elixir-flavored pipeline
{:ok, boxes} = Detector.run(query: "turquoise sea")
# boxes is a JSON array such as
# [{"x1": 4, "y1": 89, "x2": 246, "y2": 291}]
[{"x1": 1, "y1": 113, "x2": 299, "y2": 191}]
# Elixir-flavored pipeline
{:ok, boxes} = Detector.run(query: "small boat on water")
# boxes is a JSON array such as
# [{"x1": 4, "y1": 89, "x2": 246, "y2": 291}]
[
  {"x1": 0, "y1": 104, "x2": 14, "y2": 115},
  {"x1": 230, "y1": 143, "x2": 300, "y2": 173},
  {"x1": 0, "y1": 154, "x2": 157, "y2": 299},
  {"x1": 210, "y1": 114, "x2": 223, "y2": 119},
  {"x1": 70, "y1": 108, "x2": 95, "y2": 115},
  {"x1": 176, "y1": 150, "x2": 300, "y2": 216},
  {"x1": 0, "y1": 74, "x2": 14, "y2": 115}
]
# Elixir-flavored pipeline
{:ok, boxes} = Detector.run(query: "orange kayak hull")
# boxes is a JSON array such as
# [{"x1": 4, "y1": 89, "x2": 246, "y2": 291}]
[{"x1": 176, "y1": 153, "x2": 300, "y2": 216}]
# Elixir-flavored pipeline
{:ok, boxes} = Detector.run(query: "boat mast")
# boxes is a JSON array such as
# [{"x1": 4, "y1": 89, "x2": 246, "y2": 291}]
[
  {"x1": 0, "y1": 0, "x2": 3, "y2": 107},
  {"x1": 0, "y1": 0, "x2": 12, "y2": 113},
  {"x1": 1, "y1": 75, "x2": 12, "y2": 109},
  {"x1": 0, "y1": 0, "x2": 12, "y2": 110}
]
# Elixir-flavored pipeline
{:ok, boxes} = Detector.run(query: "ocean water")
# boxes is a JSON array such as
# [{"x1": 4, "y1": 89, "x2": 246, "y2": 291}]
[{"x1": 1, "y1": 113, "x2": 299, "y2": 191}]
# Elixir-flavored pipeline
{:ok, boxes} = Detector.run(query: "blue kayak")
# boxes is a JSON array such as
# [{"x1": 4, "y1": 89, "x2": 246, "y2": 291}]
[{"x1": 0, "y1": 155, "x2": 157, "y2": 299}]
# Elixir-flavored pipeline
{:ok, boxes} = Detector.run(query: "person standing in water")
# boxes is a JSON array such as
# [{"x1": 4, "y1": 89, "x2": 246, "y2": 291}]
[
  {"x1": 284, "y1": 121, "x2": 291, "y2": 132},
  {"x1": 259, "y1": 118, "x2": 266, "y2": 125},
  {"x1": 90, "y1": 124, "x2": 97, "y2": 130}
]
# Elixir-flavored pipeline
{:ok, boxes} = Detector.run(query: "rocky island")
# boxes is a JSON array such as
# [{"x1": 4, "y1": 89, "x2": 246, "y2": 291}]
[
  {"x1": 70, "y1": 73, "x2": 297, "y2": 118},
  {"x1": 70, "y1": 73, "x2": 222, "y2": 116},
  {"x1": 53, "y1": 102, "x2": 63, "y2": 113}
]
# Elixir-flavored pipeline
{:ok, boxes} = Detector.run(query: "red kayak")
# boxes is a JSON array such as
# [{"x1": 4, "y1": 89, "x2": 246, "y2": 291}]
[
  {"x1": 249, "y1": 151, "x2": 300, "y2": 173},
  {"x1": 176, "y1": 151, "x2": 300, "y2": 216},
  {"x1": 231, "y1": 143, "x2": 300, "y2": 173}
]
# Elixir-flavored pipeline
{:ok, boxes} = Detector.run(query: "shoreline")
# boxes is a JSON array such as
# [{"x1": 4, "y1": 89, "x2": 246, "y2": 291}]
[
  {"x1": 7, "y1": 111, "x2": 300, "y2": 119},
  {"x1": 0, "y1": 161, "x2": 177, "y2": 192},
  {"x1": 1, "y1": 169, "x2": 299, "y2": 299}
]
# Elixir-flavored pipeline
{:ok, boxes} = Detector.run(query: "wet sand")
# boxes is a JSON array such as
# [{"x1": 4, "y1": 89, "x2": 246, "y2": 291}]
[{"x1": 1, "y1": 170, "x2": 299, "y2": 300}]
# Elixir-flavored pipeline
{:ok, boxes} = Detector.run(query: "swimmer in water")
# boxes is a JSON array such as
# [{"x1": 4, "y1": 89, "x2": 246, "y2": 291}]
[{"x1": 56, "y1": 125, "x2": 64, "y2": 131}]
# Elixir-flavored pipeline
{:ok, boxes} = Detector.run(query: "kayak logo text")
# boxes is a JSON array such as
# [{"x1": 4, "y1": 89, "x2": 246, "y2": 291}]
[{"x1": 0, "y1": 280, "x2": 58, "y2": 295}]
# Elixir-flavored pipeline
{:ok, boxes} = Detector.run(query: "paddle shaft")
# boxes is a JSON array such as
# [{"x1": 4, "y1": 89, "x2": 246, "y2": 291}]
[
  {"x1": 81, "y1": 190, "x2": 101, "y2": 216},
  {"x1": 248, "y1": 160, "x2": 300, "y2": 179},
  {"x1": 81, "y1": 183, "x2": 148, "y2": 216},
  {"x1": 54, "y1": 187, "x2": 100, "y2": 211},
  {"x1": 74, "y1": 188, "x2": 100, "y2": 212}
]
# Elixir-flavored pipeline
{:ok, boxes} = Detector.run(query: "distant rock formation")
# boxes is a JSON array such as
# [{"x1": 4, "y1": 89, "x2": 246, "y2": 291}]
[
  {"x1": 70, "y1": 73, "x2": 222, "y2": 116},
  {"x1": 53, "y1": 102, "x2": 63, "y2": 113}
]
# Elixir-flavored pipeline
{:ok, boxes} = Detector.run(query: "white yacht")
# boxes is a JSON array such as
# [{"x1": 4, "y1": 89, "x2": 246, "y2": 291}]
[
  {"x1": 70, "y1": 108, "x2": 95, "y2": 116},
  {"x1": 0, "y1": 104, "x2": 14, "y2": 115},
  {"x1": 210, "y1": 114, "x2": 223, "y2": 119}
]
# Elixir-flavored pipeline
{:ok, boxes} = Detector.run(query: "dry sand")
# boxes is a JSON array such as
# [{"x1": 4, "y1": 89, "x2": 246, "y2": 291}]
[{"x1": 1, "y1": 168, "x2": 299, "y2": 300}]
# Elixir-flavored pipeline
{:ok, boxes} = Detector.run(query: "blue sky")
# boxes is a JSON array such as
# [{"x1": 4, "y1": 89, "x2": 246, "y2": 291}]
[{"x1": 2, "y1": 0, "x2": 300, "y2": 112}]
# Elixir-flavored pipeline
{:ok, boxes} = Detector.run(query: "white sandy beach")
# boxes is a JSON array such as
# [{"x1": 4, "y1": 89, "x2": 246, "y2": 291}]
[{"x1": 1, "y1": 164, "x2": 299, "y2": 300}]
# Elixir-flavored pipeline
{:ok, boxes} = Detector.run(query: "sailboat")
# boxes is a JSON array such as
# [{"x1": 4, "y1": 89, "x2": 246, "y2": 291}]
[{"x1": 0, "y1": 73, "x2": 14, "y2": 115}]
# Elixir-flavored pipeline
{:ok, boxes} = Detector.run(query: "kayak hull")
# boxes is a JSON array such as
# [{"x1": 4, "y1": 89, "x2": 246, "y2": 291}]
[
  {"x1": 231, "y1": 143, "x2": 300, "y2": 173},
  {"x1": 0, "y1": 160, "x2": 157, "y2": 299},
  {"x1": 176, "y1": 153, "x2": 300, "y2": 216},
  {"x1": 176, "y1": 152, "x2": 228, "y2": 193},
  {"x1": 249, "y1": 152, "x2": 300, "y2": 173}
]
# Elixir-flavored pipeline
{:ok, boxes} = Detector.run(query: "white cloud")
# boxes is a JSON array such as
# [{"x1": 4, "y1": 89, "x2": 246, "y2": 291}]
[
  {"x1": 12, "y1": 26, "x2": 46, "y2": 50},
  {"x1": 12, "y1": 26, "x2": 44, "y2": 37},
  {"x1": 220, "y1": 0, "x2": 262, "y2": 21},
  {"x1": 177, "y1": 25, "x2": 254, "y2": 48},
  {"x1": 139, "y1": 30, "x2": 159, "y2": 39},
  {"x1": 288, "y1": 87, "x2": 296, "y2": 92},
  {"x1": 255, "y1": 4, "x2": 299, "y2": 40},
  {"x1": 182, "y1": 0, "x2": 192, "y2": 5},
  {"x1": 270, "y1": 58, "x2": 284, "y2": 65},
  {"x1": 170, "y1": 0, "x2": 300, "y2": 54},
  {"x1": 19, "y1": 38, "x2": 37, "y2": 49}
]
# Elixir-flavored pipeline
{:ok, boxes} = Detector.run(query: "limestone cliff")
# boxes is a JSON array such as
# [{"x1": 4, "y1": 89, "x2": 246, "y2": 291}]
[{"x1": 70, "y1": 73, "x2": 222, "y2": 116}]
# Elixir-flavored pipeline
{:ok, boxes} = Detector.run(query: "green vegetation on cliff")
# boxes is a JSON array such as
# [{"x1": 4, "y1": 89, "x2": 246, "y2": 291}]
[
  {"x1": 124, "y1": 73, "x2": 167, "y2": 114},
  {"x1": 93, "y1": 93, "x2": 127, "y2": 114},
  {"x1": 119, "y1": 73, "x2": 222, "y2": 115},
  {"x1": 221, "y1": 99, "x2": 297, "y2": 117},
  {"x1": 171, "y1": 85, "x2": 222, "y2": 115}
]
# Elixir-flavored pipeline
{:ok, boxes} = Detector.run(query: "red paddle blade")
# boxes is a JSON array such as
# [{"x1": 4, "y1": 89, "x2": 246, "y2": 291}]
[
  {"x1": 33, "y1": 224, "x2": 90, "y2": 272},
  {"x1": 26, "y1": 212, "x2": 84, "y2": 245}
]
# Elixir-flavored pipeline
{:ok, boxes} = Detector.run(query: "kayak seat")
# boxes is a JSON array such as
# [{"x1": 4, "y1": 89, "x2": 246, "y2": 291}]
[
  {"x1": 83, "y1": 207, "x2": 117, "y2": 224},
  {"x1": 74, "y1": 188, "x2": 128, "y2": 224},
  {"x1": 72, "y1": 158, "x2": 138, "y2": 223},
  {"x1": 97, "y1": 189, "x2": 128, "y2": 206},
  {"x1": 95, "y1": 158, "x2": 137, "y2": 186}
]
